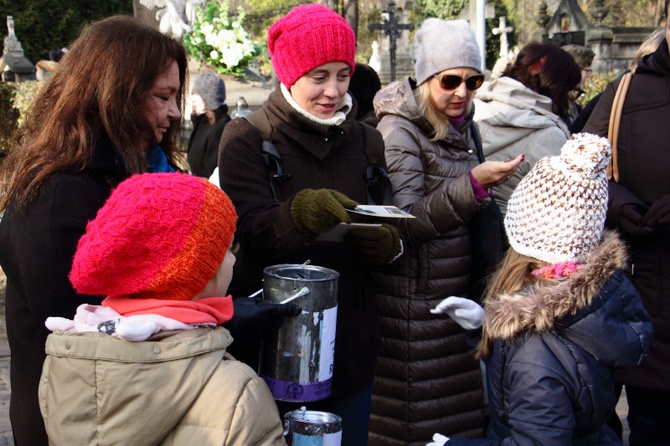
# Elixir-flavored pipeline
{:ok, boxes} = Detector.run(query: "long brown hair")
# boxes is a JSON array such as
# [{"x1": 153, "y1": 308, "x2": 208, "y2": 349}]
[
  {"x1": 0, "y1": 15, "x2": 187, "y2": 210},
  {"x1": 502, "y1": 42, "x2": 581, "y2": 122},
  {"x1": 476, "y1": 248, "x2": 551, "y2": 358}
]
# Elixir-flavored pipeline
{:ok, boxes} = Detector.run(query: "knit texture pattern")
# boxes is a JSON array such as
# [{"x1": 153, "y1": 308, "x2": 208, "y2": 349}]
[
  {"x1": 504, "y1": 133, "x2": 611, "y2": 264},
  {"x1": 414, "y1": 18, "x2": 482, "y2": 85},
  {"x1": 70, "y1": 173, "x2": 237, "y2": 300},
  {"x1": 267, "y1": 3, "x2": 356, "y2": 88},
  {"x1": 290, "y1": 188, "x2": 355, "y2": 234}
]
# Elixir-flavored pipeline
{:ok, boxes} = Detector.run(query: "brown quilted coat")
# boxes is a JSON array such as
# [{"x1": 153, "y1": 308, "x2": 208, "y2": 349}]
[{"x1": 369, "y1": 79, "x2": 486, "y2": 445}]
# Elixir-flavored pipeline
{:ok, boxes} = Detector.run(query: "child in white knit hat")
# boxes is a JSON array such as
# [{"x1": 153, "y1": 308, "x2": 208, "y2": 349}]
[{"x1": 429, "y1": 133, "x2": 653, "y2": 445}]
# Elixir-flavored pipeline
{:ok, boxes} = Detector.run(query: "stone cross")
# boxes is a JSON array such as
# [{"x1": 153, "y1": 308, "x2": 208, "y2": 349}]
[
  {"x1": 492, "y1": 16, "x2": 514, "y2": 58},
  {"x1": 368, "y1": 0, "x2": 414, "y2": 82}
]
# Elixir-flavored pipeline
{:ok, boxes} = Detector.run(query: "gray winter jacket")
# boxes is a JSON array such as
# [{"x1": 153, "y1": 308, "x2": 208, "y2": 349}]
[{"x1": 473, "y1": 76, "x2": 570, "y2": 217}]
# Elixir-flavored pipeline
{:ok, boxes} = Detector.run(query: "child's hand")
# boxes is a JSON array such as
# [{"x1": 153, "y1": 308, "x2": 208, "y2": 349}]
[
  {"x1": 426, "y1": 432, "x2": 450, "y2": 445},
  {"x1": 224, "y1": 297, "x2": 301, "y2": 340},
  {"x1": 431, "y1": 296, "x2": 484, "y2": 330}
]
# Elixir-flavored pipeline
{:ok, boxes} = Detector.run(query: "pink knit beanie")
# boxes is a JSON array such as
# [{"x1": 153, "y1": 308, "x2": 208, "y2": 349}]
[
  {"x1": 70, "y1": 173, "x2": 238, "y2": 301},
  {"x1": 267, "y1": 3, "x2": 356, "y2": 88}
]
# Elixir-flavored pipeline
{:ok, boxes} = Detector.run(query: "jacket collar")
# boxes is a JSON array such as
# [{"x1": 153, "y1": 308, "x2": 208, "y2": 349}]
[
  {"x1": 264, "y1": 89, "x2": 359, "y2": 160},
  {"x1": 483, "y1": 230, "x2": 628, "y2": 340},
  {"x1": 636, "y1": 38, "x2": 670, "y2": 77}
]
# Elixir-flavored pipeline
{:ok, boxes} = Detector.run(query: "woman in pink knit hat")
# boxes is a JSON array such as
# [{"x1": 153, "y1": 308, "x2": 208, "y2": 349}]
[
  {"x1": 218, "y1": 4, "x2": 402, "y2": 445},
  {"x1": 39, "y1": 172, "x2": 287, "y2": 445}
]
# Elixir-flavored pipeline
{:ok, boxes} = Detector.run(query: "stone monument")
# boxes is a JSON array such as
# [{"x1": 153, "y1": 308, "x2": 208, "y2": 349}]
[
  {"x1": 0, "y1": 16, "x2": 35, "y2": 82},
  {"x1": 537, "y1": 0, "x2": 658, "y2": 73},
  {"x1": 369, "y1": 40, "x2": 381, "y2": 74},
  {"x1": 368, "y1": 0, "x2": 414, "y2": 83},
  {"x1": 135, "y1": 0, "x2": 205, "y2": 38}
]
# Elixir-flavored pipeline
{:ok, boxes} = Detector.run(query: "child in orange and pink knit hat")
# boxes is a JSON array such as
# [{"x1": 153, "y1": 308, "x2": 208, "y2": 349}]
[{"x1": 39, "y1": 173, "x2": 287, "y2": 445}]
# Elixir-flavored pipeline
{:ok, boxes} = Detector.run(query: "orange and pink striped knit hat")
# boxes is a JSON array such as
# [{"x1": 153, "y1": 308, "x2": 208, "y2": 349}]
[{"x1": 70, "y1": 172, "x2": 237, "y2": 301}]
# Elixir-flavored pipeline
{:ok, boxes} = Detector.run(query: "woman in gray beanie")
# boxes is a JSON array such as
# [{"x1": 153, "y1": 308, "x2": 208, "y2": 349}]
[
  {"x1": 369, "y1": 18, "x2": 522, "y2": 445},
  {"x1": 187, "y1": 73, "x2": 230, "y2": 178}
]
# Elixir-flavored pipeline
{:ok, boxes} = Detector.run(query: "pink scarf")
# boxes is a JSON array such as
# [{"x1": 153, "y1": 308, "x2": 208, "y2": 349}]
[{"x1": 531, "y1": 262, "x2": 584, "y2": 280}]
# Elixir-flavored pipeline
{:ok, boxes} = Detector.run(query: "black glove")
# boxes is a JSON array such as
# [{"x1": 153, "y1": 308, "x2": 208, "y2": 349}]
[
  {"x1": 343, "y1": 223, "x2": 403, "y2": 266},
  {"x1": 290, "y1": 188, "x2": 357, "y2": 234},
  {"x1": 223, "y1": 297, "x2": 301, "y2": 341},
  {"x1": 642, "y1": 194, "x2": 670, "y2": 227},
  {"x1": 619, "y1": 204, "x2": 653, "y2": 238}
]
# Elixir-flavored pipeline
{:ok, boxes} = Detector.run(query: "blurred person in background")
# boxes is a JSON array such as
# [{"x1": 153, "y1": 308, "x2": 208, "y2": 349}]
[{"x1": 187, "y1": 73, "x2": 230, "y2": 178}]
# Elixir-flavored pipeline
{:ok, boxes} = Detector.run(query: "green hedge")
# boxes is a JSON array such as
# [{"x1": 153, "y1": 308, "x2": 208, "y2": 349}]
[
  {"x1": 0, "y1": 83, "x2": 18, "y2": 152},
  {"x1": 0, "y1": 0, "x2": 132, "y2": 64},
  {"x1": 0, "y1": 80, "x2": 43, "y2": 152},
  {"x1": 577, "y1": 71, "x2": 621, "y2": 107}
]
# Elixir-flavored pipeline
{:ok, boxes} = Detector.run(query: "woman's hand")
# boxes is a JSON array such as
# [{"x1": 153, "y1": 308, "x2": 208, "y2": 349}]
[{"x1": 471, "y1": 154, "x2": 524, "y2": 189}]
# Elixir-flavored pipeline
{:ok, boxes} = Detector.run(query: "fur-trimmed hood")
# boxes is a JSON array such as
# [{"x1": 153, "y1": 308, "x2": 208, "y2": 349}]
[{"x1": 483, "y1": 230, "x2": 650, "y2": 367}]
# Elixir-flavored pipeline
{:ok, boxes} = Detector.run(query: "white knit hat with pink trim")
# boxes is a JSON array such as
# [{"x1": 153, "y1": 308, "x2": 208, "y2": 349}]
[{"x1": 504, "y1": 133, "x2": 612, "y2": 264}]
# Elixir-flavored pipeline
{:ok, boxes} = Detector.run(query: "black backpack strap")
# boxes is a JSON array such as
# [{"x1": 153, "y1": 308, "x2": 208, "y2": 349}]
[
  {"x1": 360, "y1": 123, "x2": 393, "y2": 205},
  {"x1": 470, "y1": 123, "x2": 485, "y2": 164},
  {"x1": 244, "y1": 110, "x2": 291, "y2": 202}
]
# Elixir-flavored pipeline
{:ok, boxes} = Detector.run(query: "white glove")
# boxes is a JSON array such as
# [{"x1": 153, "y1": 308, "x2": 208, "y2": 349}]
[
  {"x1": 426, "y1": 432, "x2": 450, "y2": 445},
  {"x1": 430, "y1": 296, "x2": 484, "y2": 330}
]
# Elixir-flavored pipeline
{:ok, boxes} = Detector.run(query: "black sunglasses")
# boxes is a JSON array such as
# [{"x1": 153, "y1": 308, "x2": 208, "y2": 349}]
[{"x1": 433, "y1": 73, "x2": 485, "y2": 91}]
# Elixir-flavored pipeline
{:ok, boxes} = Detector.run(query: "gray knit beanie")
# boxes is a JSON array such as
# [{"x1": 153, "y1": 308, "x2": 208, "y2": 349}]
[
  {"x1": 414, "y1": 18, "x2": 482, "y2": 86},
  {"x1": 191, "y1": 73, "x2": 226, "y2": 111}
]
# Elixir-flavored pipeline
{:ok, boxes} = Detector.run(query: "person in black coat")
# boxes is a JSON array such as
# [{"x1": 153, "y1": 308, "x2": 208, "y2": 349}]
[
  {"x1": 0, "y1": 17, "x2": 188, "y2": 445},
  {"x1": 582, "y1": 17, "x2": 670, "y2": 446},
  {"x1": 187, "y1": 73, "x2": 230, "y2": 178}
]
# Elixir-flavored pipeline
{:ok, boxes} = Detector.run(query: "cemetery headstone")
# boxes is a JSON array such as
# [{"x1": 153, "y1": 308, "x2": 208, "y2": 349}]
[{"x1": 0, "y1": 16, "x2": 35, "y2": 82}]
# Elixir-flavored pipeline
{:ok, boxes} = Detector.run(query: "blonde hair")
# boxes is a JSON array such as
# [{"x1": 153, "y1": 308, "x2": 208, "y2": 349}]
[
  {"x1": 476, "y1": 248, "x2": 551, "y2": 358},
  {"x1": 414, "y1": 82, "x2": 451, "y2": 141},
  {"x1": 632, "y1": 27, "x2": 666, "y2": 71}
]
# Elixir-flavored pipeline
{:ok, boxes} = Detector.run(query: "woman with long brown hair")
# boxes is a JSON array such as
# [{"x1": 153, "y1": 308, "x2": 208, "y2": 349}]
[{"x1": 0, "y1": 16, "x2": 187, "y2": 445}]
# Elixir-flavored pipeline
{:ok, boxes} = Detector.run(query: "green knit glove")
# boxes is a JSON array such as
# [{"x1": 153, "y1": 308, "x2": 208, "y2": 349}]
[
  {"x1": 343, "y1": 223, "x2": 403, "y2": 266},
  {"x1": 290, "y1": 189, "x2": 357, "y2": 235}
]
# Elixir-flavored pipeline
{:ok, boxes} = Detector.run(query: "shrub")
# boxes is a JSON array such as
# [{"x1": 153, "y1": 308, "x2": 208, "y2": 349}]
[
  {"x1": 577, "y1": 71, "x2": 621, "y2": 107},
  {"x1": 183, "y1": 1, "x2": 261, "y2": 77},
  {"x1": 0, "y1": 83, "x2": 19, "y2": 152},
  {"x1": 0, "y1": 80, "x2": 44, "y2": 152},
  {"x1": 12, "y1": 80, "x2": 43, "y2": 128}
]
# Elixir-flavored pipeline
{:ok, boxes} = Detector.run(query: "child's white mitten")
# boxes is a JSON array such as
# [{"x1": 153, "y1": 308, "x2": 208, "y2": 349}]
[{"x1": 430, "y1": 296, "x2": 484, "y2": 330}]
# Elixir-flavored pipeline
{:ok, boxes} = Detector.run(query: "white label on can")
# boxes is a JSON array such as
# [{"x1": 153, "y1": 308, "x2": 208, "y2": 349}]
[
  {"x1": 292, "y1": 431, "x2": 342, "y2": 446},
  {"x1": 318, "y1": 306, "x2": 337, "y2": 381}
]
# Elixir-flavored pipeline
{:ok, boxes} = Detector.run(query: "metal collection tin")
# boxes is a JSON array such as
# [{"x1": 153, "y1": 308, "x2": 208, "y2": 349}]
[{"x1": 260, "y1": 264, "x2": 339, "y2": 402}]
